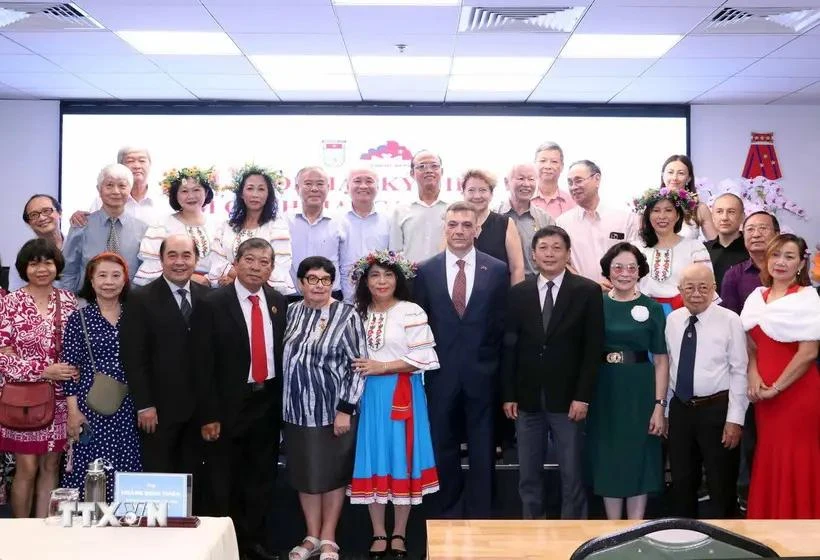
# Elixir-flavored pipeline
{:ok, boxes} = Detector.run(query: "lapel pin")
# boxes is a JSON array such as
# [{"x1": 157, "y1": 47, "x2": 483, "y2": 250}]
[
  {"x1": 271, "y1": 305, "x2": 278, "y2": 314},
  {"x1": 480, "y1": 265, "x2": 487, "y2": 271}
]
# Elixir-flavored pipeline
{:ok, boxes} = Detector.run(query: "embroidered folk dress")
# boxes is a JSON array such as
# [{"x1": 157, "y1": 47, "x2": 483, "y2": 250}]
[
  {"x1": 639, "y1": 236, "x2": 712, "y2": 314},
  {"x1": 133, "y1": 213, "x2": 218, "y2": 285},
  {"x1": 0, "y1": 289, "x2": 76, "y2": 454},
  {"x1": 349, "y1": 300, "x2": 441, "y2": 505}
]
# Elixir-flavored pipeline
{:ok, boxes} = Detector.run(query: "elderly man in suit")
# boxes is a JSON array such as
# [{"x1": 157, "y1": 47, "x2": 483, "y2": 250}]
[
  {"x1": 121, "y1": 233, "x2": 209, "y2": 477},
  {"x1": 192, "y1": 238, "x2": 287, "y2": 560},
  {"x1": 413, "y1": 201, "x2": 508, "y2": 519},
  {"x1": 502, "y1": 225, "x2": 605, "y2": 519}
]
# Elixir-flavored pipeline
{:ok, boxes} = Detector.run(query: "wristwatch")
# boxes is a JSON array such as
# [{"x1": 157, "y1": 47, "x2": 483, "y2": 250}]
[{"x1": 655, "y1": 398, "x2": 668, "y2": 408}]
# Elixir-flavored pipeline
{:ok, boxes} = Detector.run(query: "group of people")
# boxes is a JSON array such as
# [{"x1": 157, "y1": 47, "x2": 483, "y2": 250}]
[{"x1": 0, "y1": 142, "x2": 818, "y2": 560}]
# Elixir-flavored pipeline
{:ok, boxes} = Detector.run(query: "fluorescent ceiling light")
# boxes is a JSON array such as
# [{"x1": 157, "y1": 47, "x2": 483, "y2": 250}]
[
  {"x1": 262, "y1": 73, "x2": 358, "y2": 92},
  {"x1": 333, "y1": 0, "x2": 458, "y2": 5},
  {"x1": 352, "y1": 56, "x2": 450, "y2": 76},
  {"x1": 448, "y1": 74, "x2": 541, "y2": 92},
  {"x1": 116, "y1": 31, "x2": 240, "y2": 56},
  {"x1": 451, "y1": 57, "x2": 554, "y2": 75},
  {"x1": 250, "y1": 55, "x2": 352, "y2": 75},
  {"x1": 561, "y1": 34, "x2": 681, "y2": 59}
]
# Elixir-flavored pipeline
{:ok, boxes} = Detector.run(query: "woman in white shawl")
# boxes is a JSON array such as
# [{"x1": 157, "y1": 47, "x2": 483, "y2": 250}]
[{"x1": 740, "y1": 233, "x2": 820, "y2": 519}]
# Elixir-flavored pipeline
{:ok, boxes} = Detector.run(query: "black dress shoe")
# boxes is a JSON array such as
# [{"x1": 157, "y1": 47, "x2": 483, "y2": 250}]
[
  {"x1": 390, "y1": 535, "x2": 408, "y2": 559},
  {"x1": 370, "y1": 535, "x2": 389, "y2": 559},
  {"x1": 244, "y1": 543, "x2": 279, "y2": 560}
]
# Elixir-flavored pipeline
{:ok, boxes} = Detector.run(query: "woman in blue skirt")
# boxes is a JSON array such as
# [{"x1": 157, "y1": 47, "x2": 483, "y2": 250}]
[{"x1": 348, "y1": 250, "x2": 439, "y2": 559}]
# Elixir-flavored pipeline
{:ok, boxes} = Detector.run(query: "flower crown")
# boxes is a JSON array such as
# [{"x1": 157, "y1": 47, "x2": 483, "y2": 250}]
[
  {"x1": 160, "y1": 166, "x2": 217, "y2": 196},
  {"x1": 631, "y1": 186, "x2": 699, "y2": 214},
  {"x1": 351, "y1": 250, "x2": 417, "y2": 285},
  {"x1": 232, "y1": 162, "x2": 285, "y2": 194}
]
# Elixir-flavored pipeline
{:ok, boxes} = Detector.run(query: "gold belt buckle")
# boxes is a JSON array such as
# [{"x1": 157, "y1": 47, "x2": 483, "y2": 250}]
[{"x1": 606, "y1": 352, "x2": 623, "y2": 364}]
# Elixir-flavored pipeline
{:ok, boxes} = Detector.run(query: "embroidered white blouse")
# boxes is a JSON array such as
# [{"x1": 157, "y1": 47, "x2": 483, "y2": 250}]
[{"x1": 639, "y1": 236, "x2": 713, "y2": 299}]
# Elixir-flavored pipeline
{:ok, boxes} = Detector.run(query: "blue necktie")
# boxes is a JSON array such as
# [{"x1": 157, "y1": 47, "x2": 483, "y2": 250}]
[{"x1": 675, "y1": 315, "x2": 698, "y2": 402}]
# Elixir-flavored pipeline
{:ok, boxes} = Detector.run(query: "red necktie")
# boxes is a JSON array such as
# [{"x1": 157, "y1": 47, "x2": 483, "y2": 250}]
[
  {"x1": 248, "y1": 295, "x2": 268, "y2": 383},
  {"x1": 453, "y1": 259, "x2": 466, "y2": 317}
]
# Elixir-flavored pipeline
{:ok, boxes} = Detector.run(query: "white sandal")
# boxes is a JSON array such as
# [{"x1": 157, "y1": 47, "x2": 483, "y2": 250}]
[
  {"x1": 319, "y1": 539, "x2": 340, "y2": 560},
  {"x1": 289, "y1": 536, "x2": 321, "y2": 560}
]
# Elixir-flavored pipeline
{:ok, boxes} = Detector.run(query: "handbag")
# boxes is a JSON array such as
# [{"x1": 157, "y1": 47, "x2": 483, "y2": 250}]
[
  {"x1": 0, "y1": 290, "x2": 63, "y2": 431},
  {"x1": 79, "y1": 308, "x2": 128, "y2": 416}
]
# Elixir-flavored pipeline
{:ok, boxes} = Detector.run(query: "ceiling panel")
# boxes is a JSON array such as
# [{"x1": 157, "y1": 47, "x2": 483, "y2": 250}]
[
  {"x1": 738, "y1": 58, "x2": 820, "y2": 78},
  {"x1": 547, "y1": 58, "x2": 654, "y2": 77},
  {"x1": 0, "y1": 54, "x2": 62, "y2": 73},
  {"x1": 621, "y1": 75, "x2": 726, "y2": 91},
  {"x1": 191, "y1": 89, "x2": 281, "y2": 101},
  {"x1": 45, "y1": 54, "x2": 159, "y2": 74},
  {"x1": 357, "y1": 75, "x2": 449, "y2": 93},
  {"x1": 767, "y1": 35, "x2": 820, "y2": 58},
  {"x1": 101, "y1": 87, "x2": 197, "y2": 100},
  {"x1": 74, "y1": 0, "x2": 200, "y2": 5},
  {"x1": 336, "y1": 6, "x2": 460, "y2": 35},
  {"x1": 454, "y1": 34, "x2": 568, "y2": 57},
  {"x1": 708, "y1": 75, "x2": 817, "y2": 93},
  {"x1": 0, "y1": 72, "x2": 92, "y2": 89},
  {"x1": 2, "y1": 31, "x2": 137, "y2": 55},
  {"x1": 172, "y1": 73, "x2": 269, "y2": 90},
  {"x1": 275, "y1": 90, "x2": 362, "y2": 102},
  {"x1": 202, "y1": 0, "x2": 331, "y2": 4},
  {"x1": 19, "y1": 87, "x2": 113, "y2": 99},
  {"x1": 76, "y1": 3, "x2": 221, "y2": 31},
  {"x1": 149, "y1": 55, "x2": 257, "y2": 74},
  {"x1": 531, "y1": 76, "x2": 632, "y2": 94},
  {"x1": 361, "y1": 89, "x2": 446, "y2": 102},
  {"x1": 527, "y1": 91, "x2": 616, "y2": 103},
  {"x1": 642, "y1": 57, "x2": 756, "y2": 77},
  {"x1": 446, "y1": 90, "x2": 530, "y2": 102},
  {"x1": 588, "y1": 0, "x2": 722, "y2": 5},
  {"x1": 207, "y1": 4, "x2": 339, "y2": 33},
  {"x1": 610, "y1": 88, "x2": 702, "y2": 103},
  {"x1": 693, "y1": 91, "x2": 789, "y2": 104},
  {"x1": 0, "y1": 36, "x2": 31, "y2": 55},
  {"x1": 78, "y1": 72, "x2": 187, "y2": 90},
  {"x1": 663, "y1": 34, "x2": 795, "y2": 58},
  {"x1": 575, "y1": 6, "x2": 715, "y2": 34},
  {"x1": 230, "y1": 33, "x2": 347, "y2": 55},
  {"x1": 345, "y1": 34, "x2": 454, "y2": 56}
]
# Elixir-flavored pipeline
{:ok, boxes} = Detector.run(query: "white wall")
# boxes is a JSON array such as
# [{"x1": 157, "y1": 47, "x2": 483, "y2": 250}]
[
  {"x1": 691, "y1": 104, "x2": 819, "y2": 245},
  {"x1": 0, "y1": 100, "x2": 60, "y2": 274}
]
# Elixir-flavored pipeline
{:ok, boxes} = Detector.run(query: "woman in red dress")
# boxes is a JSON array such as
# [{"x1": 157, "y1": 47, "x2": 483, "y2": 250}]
[{"x1": 740, "y1": 234, "x2": 820, "y2": 519}]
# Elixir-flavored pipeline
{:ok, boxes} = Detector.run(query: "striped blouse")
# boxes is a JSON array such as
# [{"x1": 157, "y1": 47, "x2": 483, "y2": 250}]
[{"x1": 283, "y1": 300, "x2": 367, "y2": 427}]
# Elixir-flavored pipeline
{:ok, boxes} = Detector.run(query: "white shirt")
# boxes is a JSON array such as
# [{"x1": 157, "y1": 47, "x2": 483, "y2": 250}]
[
  {"x1": 537, "y1": 270, "x2": 565, "y2": 308},
  {"x1": 556, "y1": 202, "x2": 637, "y2": 283},
  {"x1": 162, "y1": 276, "x2": 192, "y2": 309},
  {"x1": 234, "y1": 280, "x2": 276, "y2": 383},
  {"x1": 90, "y1": 193, "x2": 165, "y2": 226},
  {"x1": 665, "y1": 302, "x2": 749, "y2": 425},
  {"x1": 445, "y1": 247, "x2": 476, "y2": 306}
]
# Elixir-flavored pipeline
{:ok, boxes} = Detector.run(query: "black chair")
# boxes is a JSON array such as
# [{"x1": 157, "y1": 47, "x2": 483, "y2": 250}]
[{"x1": 570, "y1": 518, "x2": 779, "y2": 560}]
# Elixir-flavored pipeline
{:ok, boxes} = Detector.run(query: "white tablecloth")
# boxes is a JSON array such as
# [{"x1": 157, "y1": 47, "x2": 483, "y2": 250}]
[{"x1": 0, "y1": 516, "x2": 240, "y2": 560}]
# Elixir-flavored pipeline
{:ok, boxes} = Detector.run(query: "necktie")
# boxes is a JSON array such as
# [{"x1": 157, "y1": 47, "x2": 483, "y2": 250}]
[
  {"x1": 542, "y1": 280, "x2": 554, "y2": 333},
  {"x1": 248, "y1": 295, "x2": 268, "y2": 383},
  {"x1": 675, "y1": 315, "x2": 698, "y2": 402},
  {"x1": 177, "y1": 288, "x2": 192, "y2": 324},
  {"x1": 452, "y1": 259, "x2": 466, "y2": 317},
  {"x1": 106, "y1": 218, "x2": 120, "y2": 254}
]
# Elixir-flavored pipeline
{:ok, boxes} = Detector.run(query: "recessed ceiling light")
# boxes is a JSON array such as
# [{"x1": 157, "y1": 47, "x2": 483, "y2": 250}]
[
  {"x1": 448, "y1": 74, "x2": 542, "y2": 92},
  {"x1": 561, "y1": 34, "x2": 682, "y2": 59},
  {"x1": 333, "y1": 0, "x2": 458, "y2": 5},
  {"x1": 262, "y1": 73, "x2": 358, "y2": 92},
  {"x1": 116, "y1": 31, "x2": 240, "y2": 56},
  {"x1": 352, "y1": 56, "x2": 450, "y2": 75},
  {"x1": 451, "y1": 57, "x2": 554, "y2": 75},
  {"x1": 250, "y1": 55, "x2": 352, "y2": 75}
]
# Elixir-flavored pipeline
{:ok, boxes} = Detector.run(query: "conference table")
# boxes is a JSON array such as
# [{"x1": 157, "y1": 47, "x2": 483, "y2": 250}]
[
  {"x1": 427, "y1": 519, "x2": 820, "y2": 559},
  {"x1": 0, "y1": 516, "x2": 239, "y2": 560}
]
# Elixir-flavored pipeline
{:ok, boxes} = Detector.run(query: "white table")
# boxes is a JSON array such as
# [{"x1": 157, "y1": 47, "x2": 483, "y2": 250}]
[{"x1": 0, "y1": 516, "x2": 240, "y2": 560}]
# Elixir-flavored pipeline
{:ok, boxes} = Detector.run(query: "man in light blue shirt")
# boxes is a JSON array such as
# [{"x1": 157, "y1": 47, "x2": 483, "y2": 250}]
[
  {"x1": 60, "y1": 163, "x2": 148, "y2": 293},
  {"x1": 287, "y1": 166, "x2": 342, "y2": 300},
  {"x1": 338, "y1": 167, "x2": 391, "y2": 303}
]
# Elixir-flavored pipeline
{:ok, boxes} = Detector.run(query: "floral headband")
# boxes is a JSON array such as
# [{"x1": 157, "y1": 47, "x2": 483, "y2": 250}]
[
  {"x1": 160, "y1": 166, "x2": 217, "y2": 196},
  {"x1": 232, "y1": 162, "x2": 285, "y2": 194},
  {"x1": 631, "y1": 186, "x2": 699, "y2": 214},
  {"x1": 351, "y1": 250, "x2": 417, "y2": 285}
]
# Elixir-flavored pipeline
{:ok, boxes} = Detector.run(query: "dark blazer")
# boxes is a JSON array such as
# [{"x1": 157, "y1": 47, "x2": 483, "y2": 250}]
[
  {"x1": 191, "y1": 283, "x2": 287, "y2": 432},
  {"x1": 121, "y1": 278, "x2": 210, "y2": 423},
  {"x1": 502, "y1": 271, "x2": 604, "y2": 413},
  {"x1": 414, "y1": 250, "x2": 508, "y2": 380}
]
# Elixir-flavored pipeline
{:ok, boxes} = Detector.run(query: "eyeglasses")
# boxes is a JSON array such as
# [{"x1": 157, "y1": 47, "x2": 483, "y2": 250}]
[
  {"x1": 611, "y1": 263, "x2": 639, "y2": 274},
  {"x1": 304, "y1": 275, "x2": 333, "y2": 286},
  {"x1": 681, "y1": 284, "x2": 714, "y2": 295},
  {"x1": 414, "y1": 163, "x2": 441, "y2": 172},
  {"x1": 743, "y1": 225, "x2": 772, "y2": 235},
  {"x1": 567, "y1": 175, "x2": 596, "y2": 187},
  {"x1": 26, "y1": 207, "x2": 55, "y2": 221}
]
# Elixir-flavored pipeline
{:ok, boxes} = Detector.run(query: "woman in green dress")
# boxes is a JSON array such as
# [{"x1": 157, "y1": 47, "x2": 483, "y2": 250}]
[{"x1": 587, "y1": 242, "x2": 669, "y2": 520}]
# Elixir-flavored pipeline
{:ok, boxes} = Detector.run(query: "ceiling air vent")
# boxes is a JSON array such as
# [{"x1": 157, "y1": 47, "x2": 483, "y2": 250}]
[
  {"x1": 458, "y1": 6, "x2": 586, "y2": 33},
  {"x1": 0, "y1": 2, "x2": 103, "y2": 31},
  {"x1": 697, "y1": 6, "x2": 820, "y2": 34}
]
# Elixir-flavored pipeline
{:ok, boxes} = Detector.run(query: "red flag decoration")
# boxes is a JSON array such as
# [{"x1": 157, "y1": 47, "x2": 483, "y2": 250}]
[{"x1": 742, "y1": 132, "x2": 782, "y2": 180}]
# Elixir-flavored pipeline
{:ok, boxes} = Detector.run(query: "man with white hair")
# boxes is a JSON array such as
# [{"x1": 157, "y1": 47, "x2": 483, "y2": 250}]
[
  {"x1": 71, "y1": 146, "x2": 162, "y2": 226},
  {"x1": 338, "y1": 166, "x2": 391, "y2": 303},
  {"x1": 60, "y1": 163, "x2": 148, "y2": 292}
]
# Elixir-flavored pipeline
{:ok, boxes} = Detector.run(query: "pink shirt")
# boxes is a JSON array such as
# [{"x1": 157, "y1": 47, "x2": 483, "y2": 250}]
[{"x1": 531, "y1": 187, "x2": 576, "y2": 219}]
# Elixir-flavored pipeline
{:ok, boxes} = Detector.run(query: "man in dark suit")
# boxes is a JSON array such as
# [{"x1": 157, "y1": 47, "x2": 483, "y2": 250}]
[
  {"x1": 121, "y1": 233, "x2": 209, "y2": 478},
  {"x1": 502, "y1": 225, "x2": 604, "y2": 519},
  {"x1": 192, "y1": 237, "x2": 287, "y2": 560},
  {"x1": 413, "y1": 200, "x2": 508, "y2": 519}
]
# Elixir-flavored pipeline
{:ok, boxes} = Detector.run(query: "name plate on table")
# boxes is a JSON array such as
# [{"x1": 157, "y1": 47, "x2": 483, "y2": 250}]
[{"x1": 114, "y1": 472, "x2": 192, "y2": 517}]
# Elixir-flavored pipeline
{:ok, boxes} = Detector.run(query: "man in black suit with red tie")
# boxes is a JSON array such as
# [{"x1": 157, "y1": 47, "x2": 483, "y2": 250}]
[
  {"x1": 121, "y1": 234, "x2": 209, "y2": 476},
  {"x1": 502, "y1": 225, "x2": 604, "y2": 520},
  {"x1": 192, "y1": 238, "x2": 287, "y2": 560},
  {"x1": 413, "y1": 201, "x2": 509, "y2": 519}
]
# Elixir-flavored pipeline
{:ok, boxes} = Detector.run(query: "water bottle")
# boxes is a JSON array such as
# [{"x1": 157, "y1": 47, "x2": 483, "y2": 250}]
[{"x1": 84, "y1": 458, "x2": 107, "y2": 522}]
